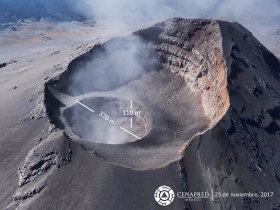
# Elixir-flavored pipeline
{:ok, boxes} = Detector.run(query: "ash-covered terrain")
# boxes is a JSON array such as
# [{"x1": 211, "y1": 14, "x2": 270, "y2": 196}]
[{"x1": 0, "y1": 18, "x2": 280, "y2": 210}]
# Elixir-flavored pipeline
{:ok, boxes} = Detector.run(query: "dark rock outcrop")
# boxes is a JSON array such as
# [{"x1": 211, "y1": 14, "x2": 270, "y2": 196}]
[
  {"x1": 14, "y1": 131, "x2": 71, "y2": 201},
  {"x1": 182, "y1": 20, "x2": 280, "y2": 209}
]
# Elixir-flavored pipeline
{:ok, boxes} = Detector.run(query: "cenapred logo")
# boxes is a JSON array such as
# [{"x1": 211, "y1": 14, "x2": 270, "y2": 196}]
[{"x1": 154, "y1": 185, "x2": 175, "y2": 206}]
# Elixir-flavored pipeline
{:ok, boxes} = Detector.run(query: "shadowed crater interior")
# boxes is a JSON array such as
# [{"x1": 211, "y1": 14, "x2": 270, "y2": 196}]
[{"x1": 63, "y1": 97, "x2": 152, "y2": 144}]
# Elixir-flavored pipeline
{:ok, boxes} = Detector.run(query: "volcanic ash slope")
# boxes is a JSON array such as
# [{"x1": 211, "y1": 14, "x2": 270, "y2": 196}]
[
  {"x1": 182, "y1": 20, "x2": 280, "y2": 209},
  {"x1": 2, "y1": 18, "x2": 280, "y2": 210}
]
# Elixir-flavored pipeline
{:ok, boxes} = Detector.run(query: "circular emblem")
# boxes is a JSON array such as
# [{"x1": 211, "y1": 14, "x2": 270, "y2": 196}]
[{"x1": 154, "y1": 185, "x2": 175, "y2": 206}]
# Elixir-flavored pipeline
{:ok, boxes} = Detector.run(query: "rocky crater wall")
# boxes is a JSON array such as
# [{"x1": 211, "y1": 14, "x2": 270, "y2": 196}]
[{"x1": 136, "y1": 18, "x2": 230, "y2": 127}]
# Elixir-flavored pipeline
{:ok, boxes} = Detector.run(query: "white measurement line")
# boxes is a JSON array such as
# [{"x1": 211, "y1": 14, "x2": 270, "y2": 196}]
[
  {"x1": 211, "y1": 189, "x2": 214, "y2": 201},
  {"x1": 75, "y1": 100, "x2": 94, "y2": 113},
  {"x1": 120, "y1": 127, "x2": 141, "y2": 140},
  {"x1": 131, "y1": 118, "x2": 133, "y2": 127},
  {"x1": 130, "y1": 101, "x2": 132, "y2": 108}
]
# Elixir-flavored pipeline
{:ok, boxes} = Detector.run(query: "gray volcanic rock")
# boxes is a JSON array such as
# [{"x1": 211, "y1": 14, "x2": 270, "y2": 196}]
[
  {"x1": 0, "y1": 18, "x2": 279, "y2": 210},
  {"x1": 15, "y1": 131, "x2": 71, "y2": 201}
]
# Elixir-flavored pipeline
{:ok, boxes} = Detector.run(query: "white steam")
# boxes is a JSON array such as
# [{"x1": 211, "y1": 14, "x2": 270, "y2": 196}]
[
  {"x1": 71, "y1": 0, "x2": 279, "y2": 25},
  {"x1": 70, "y1": 0, "x2": 280, "y2": 51},
  {"x1": 67, "y1": 36, "x2": 159, "y2": 144},
  {"x1": 68, "y1": 36, "x2": 159, "y2": 96}
]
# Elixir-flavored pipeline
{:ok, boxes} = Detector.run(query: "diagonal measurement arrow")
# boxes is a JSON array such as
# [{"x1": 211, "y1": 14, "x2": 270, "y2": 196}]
[
  {"x1": 76, "y1": 100, "x2": 95, "y2": 113},
  {"x1": 75, "y1": 99, "x2": 140, "y2": 140},
  {"x1": 120, "y1": 127, "x2": 141, "y2": 140}
]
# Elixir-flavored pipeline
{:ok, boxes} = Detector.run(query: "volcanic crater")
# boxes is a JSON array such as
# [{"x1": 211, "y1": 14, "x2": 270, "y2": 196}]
[
  {"x1": 45, "y1": 18, "x2": 228, "y2": 170},
  {"x1": 4, "y1": 17, "x2": 280, "y2": 210},
  {"x1": 63, "y1": 97, "x2": 152, "y2": 144}
]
